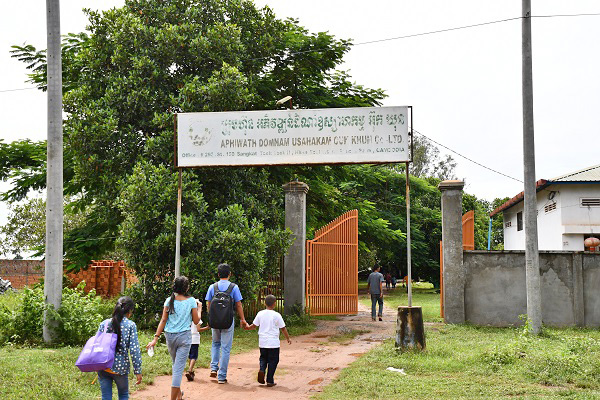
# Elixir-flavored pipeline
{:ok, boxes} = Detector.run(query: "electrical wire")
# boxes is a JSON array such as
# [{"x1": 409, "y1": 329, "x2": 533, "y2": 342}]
[
  {"x1": 3, "y1": 11, "x2": 600, "y2": 94},
  {"x1": 411, "y1": 127, "x2": 524, "y2": 183},
  {"x1": 0, "y1": 87, "x2": 37, "y2": 94}
]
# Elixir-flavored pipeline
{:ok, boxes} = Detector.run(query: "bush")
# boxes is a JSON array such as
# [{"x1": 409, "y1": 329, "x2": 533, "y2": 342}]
[
  {"x1": 10, "y1": 287, "x2": 46, "y2": 344},
  {"x1": 0, "y1": 283, "x2": 112, "y2": 346}
]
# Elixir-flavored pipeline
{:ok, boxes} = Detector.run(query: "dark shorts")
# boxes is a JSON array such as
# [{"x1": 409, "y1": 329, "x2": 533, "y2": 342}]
[{"x1": 188, "y1": 343, "x2": 199, "y2": 360}]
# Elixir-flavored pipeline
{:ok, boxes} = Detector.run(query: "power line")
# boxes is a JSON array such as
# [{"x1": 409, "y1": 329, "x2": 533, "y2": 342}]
[
  {"x1": 0, "y1": 87, "x2": 37, "y2": 94},
  {"x1": 411, "y1": 127, "x2": 524, "y2": 183},
  {"x1": 353, "y1": 13, "x2": 600, "y2": 47},
  {"x1": 2, "y1": 12, "x2": 600, "y2": 93}
]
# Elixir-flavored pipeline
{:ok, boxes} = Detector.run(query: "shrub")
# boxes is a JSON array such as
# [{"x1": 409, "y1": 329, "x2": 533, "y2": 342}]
[
  {"x1": 0, "y1": 283, "x2": 112, "y2": 346},
  {"x1": 46, "y1": 284, "x2": 106, "y2": 346},
  {"x1": 10, "y1": 287, "x2": 46, "y2": 344}
]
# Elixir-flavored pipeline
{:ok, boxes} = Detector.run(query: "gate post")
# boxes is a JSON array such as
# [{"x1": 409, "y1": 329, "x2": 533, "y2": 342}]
[
  {"x1": 438, "y1": 180, "x2": 465, "y2": 324},
  {"x1": 283, "y1": 181, "x2": 309, "y2": 315}
]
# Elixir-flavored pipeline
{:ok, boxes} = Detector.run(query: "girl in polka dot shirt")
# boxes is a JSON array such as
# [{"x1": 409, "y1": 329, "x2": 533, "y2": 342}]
[{"x1": 97, "y1": 296, "x2": 142, "y2": 400}]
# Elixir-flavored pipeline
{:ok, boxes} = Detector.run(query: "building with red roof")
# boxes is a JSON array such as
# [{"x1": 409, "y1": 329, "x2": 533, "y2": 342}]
[{"x1": 490, "y1": 164, "x2": 600, "y2": 251}]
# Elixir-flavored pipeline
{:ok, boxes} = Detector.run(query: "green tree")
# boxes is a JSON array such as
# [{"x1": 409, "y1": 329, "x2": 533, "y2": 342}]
[
  {"x1": 411, "y1": 135, "x2": 457, "y2": 181},
  {"x1": 8, "y1": 0, "x2": 384, "y2": 271},
  {"x1": 0, "y1": 197, "x2": 88, "y2": 258}
]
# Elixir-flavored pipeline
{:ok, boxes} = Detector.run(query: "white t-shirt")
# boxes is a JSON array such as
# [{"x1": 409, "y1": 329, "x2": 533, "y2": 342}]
[
  {"x1": 253, "y1": 309, "x2": 286, "y2": 348},
  {"x1": 190, "y1": 318, "x2": 202, "y2": 344}
]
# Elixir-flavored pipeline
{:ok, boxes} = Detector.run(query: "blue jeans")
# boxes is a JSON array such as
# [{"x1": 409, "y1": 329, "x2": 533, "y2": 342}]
[
  {"x1": 211, "y1": 320, "x2": 235, "y2": 381},
  {"x1": 165, "y1": 331, "x2": 192, "y2": 388},
  {"x1": 371, "y1": 294, "x2": 383, "y2": 319},
  {"x1": 98, "y1": 370, "x2": 129, "y2": 400}
]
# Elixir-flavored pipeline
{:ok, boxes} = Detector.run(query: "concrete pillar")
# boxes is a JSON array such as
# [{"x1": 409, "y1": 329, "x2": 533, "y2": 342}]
[
  {"x1": 438, "y1": 180, "x2": 465, "y2": 324},
  {"x1": 283, "y1": 181, "x2": 309, "y2": 315}
]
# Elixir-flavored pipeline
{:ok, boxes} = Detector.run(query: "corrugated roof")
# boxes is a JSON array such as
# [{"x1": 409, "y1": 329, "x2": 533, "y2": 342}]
[
  {"x1": 551, "y1": 164, "x2": 600, "y2": 182},
  {"x1": 490, "y1": 164, "x2": 600, "y2": 217}
]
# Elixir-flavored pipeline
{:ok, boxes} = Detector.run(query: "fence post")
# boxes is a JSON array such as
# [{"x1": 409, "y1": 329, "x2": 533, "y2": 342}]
[
  {"x1": 438, "y1": 180, "x2": 465, "y2": 324},
  {"x1": 283, "y1": 181, "x2": 309, "y2": 315}
]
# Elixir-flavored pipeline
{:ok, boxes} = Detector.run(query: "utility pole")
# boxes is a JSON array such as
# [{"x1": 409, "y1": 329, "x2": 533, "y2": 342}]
[
  {"x1": 43, "y1": 0, "x2": 63, "y2": 343},
  {"x1": 522, "y1": 0, "x2": 542, "y2": 334}
]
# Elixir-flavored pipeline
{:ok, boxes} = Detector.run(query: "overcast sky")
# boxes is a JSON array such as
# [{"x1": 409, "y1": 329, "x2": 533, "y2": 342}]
[{"x1": 1, "y1": 0, "x2": 599, "y2": 226}]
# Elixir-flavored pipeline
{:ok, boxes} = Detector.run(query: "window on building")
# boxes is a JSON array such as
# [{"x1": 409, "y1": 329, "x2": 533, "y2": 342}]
[
  {"x1": 544, "y1": 202, "x2": 557, "y2": 213},
  {"x1": 581, "y1": 198, "x2": 600, "y2": 207},
  {"x1": 517, "y1": 211, "x2": 523, "y2": 231}
]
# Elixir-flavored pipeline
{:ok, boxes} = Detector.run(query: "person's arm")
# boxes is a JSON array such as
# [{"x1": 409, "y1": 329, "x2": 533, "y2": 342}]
[
  {"x1": 191, "y1": 299, "x2": 200, "y2": 325},
  {"x1": 146, "y1": 306, "x2": 168, "y2": 349},
  {"x1": 280, "y1": 327, "x2": 291, "y2": 344},
  {"x1": 244, "y1": 323, "x2": 257, "y2": 331},
  {"x1": 379, "y1": 279, "x2": 383, "y2": 298},
  {"x1": 235, "y1": 301, "x2": 247, "y2": 328},
  {"x1": 198, "y1": 324, "x2": 211, "y2": 332}
]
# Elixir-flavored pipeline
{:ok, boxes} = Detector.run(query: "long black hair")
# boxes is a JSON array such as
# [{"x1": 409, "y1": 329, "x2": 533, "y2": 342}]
[
  {"x1": 168, "y1": 276, "x2": 190, "y2": 315},
  {"x1": 111, "y1": 296, "x2": 135, "y2": 348}
]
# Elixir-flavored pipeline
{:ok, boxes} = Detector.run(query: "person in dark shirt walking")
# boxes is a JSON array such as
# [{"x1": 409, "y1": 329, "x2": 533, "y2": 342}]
[{"x1": 367, "y1": 265, "x2": 384, "y2": 321}]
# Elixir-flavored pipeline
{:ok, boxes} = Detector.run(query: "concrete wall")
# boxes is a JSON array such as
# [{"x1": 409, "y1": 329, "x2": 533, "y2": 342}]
[
  {"x1": 584, "y1": 255, "x2": 600, "y2": 326},
  {"x1": 464, "y1": 251, "x2": 600, "y2": 327}
]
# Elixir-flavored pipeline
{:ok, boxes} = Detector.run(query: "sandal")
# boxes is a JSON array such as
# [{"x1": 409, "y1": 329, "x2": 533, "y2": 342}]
[{"x1": 185, "y1": 370, "x2": 195, "y2": 381}]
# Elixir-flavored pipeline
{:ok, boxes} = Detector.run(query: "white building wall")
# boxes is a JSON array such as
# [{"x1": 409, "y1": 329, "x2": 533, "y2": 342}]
[
  {"x1": 502, "y1": 184, "x2": 600, "y2": 251},
  {"x1": 536, "y1": 186, "x2": 563, "y2": 250},
  {"x1": 503, "y1": 202, "x2": 525, "y2": 250}
]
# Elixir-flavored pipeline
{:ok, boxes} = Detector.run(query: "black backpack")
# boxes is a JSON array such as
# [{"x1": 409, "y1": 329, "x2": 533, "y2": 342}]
[{"x1": 208, "y1": 282, "x2": 236, "y2": 329}]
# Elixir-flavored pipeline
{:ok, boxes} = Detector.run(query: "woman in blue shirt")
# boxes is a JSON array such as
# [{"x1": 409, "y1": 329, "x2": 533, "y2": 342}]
[
  {"x1": 97, "y1": 296, "x2": 142, "y2": 400},
  {"x1": 147, "y1": 276, "x2": 199, "y2": 400}
]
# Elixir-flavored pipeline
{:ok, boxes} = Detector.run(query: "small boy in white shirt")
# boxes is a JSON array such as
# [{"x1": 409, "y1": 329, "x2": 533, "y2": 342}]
[
  {"x1": 243, "y1": 294, "x2": 291, "y2": 387},
  {"x1": 185, "y1": 300, "x2": 210, "y2": 381}
]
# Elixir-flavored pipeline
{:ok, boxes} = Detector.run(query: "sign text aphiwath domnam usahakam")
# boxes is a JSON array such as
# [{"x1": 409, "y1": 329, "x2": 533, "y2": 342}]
[{"x1": 176, "y1": 106, "x2": 410, "y2": 167}]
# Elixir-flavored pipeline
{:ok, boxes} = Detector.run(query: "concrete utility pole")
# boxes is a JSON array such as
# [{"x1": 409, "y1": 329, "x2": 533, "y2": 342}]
[
  {"x1": 44, "y1": 0, "x2": 64, "y2": 343},
  {"x1": 522, "y1": 0, "x2": 542, "y2": 334}
]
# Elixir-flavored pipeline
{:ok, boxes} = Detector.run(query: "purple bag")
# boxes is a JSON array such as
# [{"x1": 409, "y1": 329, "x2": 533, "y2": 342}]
[{"x1": 75, "y1": 319, "x2": 118, "y2": 372}]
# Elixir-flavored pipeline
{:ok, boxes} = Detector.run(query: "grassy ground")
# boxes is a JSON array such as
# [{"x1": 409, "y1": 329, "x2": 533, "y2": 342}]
[
  {"x1": 360, "y1": 283, "x2": 442, "y2": 323},
  {"x1": 0, "y1": 301, "x2": 316, "y2": 400},
  {"x1": 319, "y1": 287, "x2": 600, "y2": 399}
]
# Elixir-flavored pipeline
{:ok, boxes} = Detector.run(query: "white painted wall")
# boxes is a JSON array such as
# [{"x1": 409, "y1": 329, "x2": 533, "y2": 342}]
[{"x1": 502, "y1": 184, "x2": 600, "y2": 250}]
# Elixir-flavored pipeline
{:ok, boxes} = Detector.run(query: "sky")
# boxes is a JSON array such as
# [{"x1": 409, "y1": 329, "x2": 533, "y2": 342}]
[{"x1": 1, "y1": 0, "x2": 599, "y2": 227}]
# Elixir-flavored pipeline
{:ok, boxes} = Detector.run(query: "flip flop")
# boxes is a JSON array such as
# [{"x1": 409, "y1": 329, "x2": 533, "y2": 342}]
[{"x1": 185, "y1": 371, "x2": 195, "y2": 381}]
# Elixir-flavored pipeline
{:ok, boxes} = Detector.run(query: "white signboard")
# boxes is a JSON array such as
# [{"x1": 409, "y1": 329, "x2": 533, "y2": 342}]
[{"x1": 176, "y1": 106, "x2": 409, "y2": 167}]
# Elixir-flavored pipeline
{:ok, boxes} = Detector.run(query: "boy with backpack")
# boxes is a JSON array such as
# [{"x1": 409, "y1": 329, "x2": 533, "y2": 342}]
[
  {"x1": 205, "y1": 263, "x2": 247, "y2": 384},
  {"x1": 244, "y1": 294, "x2": 291, "y2": 387}
]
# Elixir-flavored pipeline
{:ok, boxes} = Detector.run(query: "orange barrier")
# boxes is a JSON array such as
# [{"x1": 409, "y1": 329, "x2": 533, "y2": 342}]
[{"x1": 306, "y1": 210, "x2": 358, "y2": 315}]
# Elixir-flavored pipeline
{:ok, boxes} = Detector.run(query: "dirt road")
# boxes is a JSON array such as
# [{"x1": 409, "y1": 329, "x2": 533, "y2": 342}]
[{"x1": 133, "y1": 300, "x2": 395, "y2": 400}]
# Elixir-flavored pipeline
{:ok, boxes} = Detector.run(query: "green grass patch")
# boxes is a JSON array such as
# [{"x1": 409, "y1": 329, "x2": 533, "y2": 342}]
[
  {"x1": 320, "y1": 292, "x2": 600, "y2": 400},
  {"x1": 360, "y1": 285, "x2": 442, "y2": 323}
]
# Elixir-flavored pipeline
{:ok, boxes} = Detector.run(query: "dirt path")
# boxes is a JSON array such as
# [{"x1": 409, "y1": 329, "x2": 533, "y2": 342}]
[{"x1": 133, "y1": 299, "x2": 395, "y2": 400}]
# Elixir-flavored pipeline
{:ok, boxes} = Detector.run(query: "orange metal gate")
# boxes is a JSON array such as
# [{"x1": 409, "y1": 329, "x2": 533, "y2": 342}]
[
  {"x1": 440, "y1": 210, "x2": 474, "y2": 317},
  {"x1": 306, "y1": 210, "x2": 358, "y2": 315}
]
